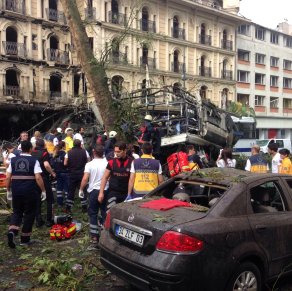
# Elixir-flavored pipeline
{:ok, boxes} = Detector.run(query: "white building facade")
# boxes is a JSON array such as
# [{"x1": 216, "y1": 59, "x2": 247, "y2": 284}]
[{"x1": 237, "y1": 23, "x2": 292, "y2": 139}]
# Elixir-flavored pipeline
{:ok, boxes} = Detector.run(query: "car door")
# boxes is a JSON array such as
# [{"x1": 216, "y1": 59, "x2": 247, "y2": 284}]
[{"x1": 247, "y1": 178, "x2": 292, "y2": 277}]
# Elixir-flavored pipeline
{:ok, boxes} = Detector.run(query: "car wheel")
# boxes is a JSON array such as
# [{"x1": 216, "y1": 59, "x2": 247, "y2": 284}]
[{"x1": 226, "y1": 262, "x2": 262, "y2": 291}]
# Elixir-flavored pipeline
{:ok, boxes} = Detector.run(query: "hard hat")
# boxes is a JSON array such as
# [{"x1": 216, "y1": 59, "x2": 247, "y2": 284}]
[
  {"x1": 65, "y1": 127, "x2": 73, "y2": 134},
  {"x1": 57, "y1": 127, "x2": 62, "y2": 133},
  {"x1": 144, "y1": 114, "x2": 153, "y2": 121},
  {"x1": 109, "y1": 130, "x2": 117, "y2": 138}
]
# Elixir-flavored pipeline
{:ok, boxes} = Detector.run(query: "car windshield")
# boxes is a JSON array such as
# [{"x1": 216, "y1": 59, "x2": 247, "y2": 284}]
[
  {"x1": 149, "y1": 179, "x2": 228, "y2": 211},
  {"x1": 256, "y1": 140, "x2": 269, "y2": 146}
]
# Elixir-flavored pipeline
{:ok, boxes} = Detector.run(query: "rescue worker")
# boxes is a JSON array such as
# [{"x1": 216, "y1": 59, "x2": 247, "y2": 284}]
[
  {"x1": 268, "y1": 143, "x2": 281, "y2": 173},
  {"x1": 99, "y1": 142, "x2": 133, "y2": 211},
  {"x1": 79, "y1": 145, "x2": 108, "y2": 248},
  {"x1": 279, "y1": 148, "x2": 292, "y2": 174},
  {"x1": 17, "y1": 131, "x2": 29, "y2": 150},
  {"x1": 127, "y1": 142, "x2": 163, "y2": 199},
  {"x1": 64, "y1": 139, "x2": 90, "y2": 213},
  {"x1": 73, "y1": 127, "x2": 85, "y2": 147},
  {"x1": 64, "y1": 128, "x2": 74, "y2": 153},
  {"x1": 31, "y1": 139, "x2": 56, "y2": 227},
  {"x1": 104, "y1": 130, "x2": 117, "y2": 156},
  {"x1": 56, "y1": 128, "x2": 64, "y2": 143},
  {"x1": 245, "y1": 145, "x2": 269, "y2": 173},
  {"x1": 6, "y1": 140, "x2": 46, "y2": 248},
  {"x1": 186, "y1": 145, "x2": 204, "y2": 170},
  {"x1": 44, "y1": 129, "x2": 58, "y2": 155}
]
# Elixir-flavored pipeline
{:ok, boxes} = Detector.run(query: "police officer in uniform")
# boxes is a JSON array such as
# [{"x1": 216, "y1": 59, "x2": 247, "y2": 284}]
[
  {"x1": 99, "y1": 142, "x2": 133, "y2": 210},
  {"x1": 6, "y1": 141, "x2": 46, "y2": 248},
  {"x1": 31, "y1": 139, "x2": 56, "y2": 227},
  {"x1": 64, "y1": 139, "x2": 90, "y2": 213}
]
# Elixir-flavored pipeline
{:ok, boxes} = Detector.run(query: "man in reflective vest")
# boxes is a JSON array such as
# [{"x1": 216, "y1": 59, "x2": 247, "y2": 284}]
[
  {"x1": 6, "y1": 140, "x2": 46, "y2": 248},
  {"x1": 127, "y1": 142, "x2": 163, "y2": 199},
  {"x1": 245, "y1": 145, "x2": 269, "y2": 173}
]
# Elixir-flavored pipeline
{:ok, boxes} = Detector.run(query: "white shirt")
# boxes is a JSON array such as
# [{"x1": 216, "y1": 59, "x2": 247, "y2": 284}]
[
  {"x1": 84, "y1": 158, "x2": 109, "y2": 192},
  {"x1": 271, "y1": 152, "x2": 281, "y2": 173},
  {"x1": 73, "y1": 133, "x2": 84, "y2": 145},
  {"x1": 6, "y1": 152, "x2": 16, "y2": 165},
  {"x1": 7, "y1": 154, "x2": 42, "y2": 174},
  {"x1": 217, "y1": 158, "x2": 236, "y2": 168}
]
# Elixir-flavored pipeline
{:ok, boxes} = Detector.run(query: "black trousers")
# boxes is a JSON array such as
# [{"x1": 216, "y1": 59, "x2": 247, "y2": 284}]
[
  {"x1": 9, "y1": 195, "x2": 37, "y2": 241},
  {"x1": 66, "y1": 174, "x2": 87, "y2": 209},
  {"x1": 36, "y1": 176, "x2": 54, "y2": 222},
  {"x1": 106, "y1": 190, "x2": 127, "y2": 212}
]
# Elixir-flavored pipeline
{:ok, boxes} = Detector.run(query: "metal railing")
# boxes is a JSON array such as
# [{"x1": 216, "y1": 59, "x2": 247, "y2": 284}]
[
  {"x1": 171, "y1": 27, "x2": 185, "y2": 40},
  {"x1": 2, "y1": 41, "x2": 27, "y2": 58},
  {"x1": 188, "y1": 0, "x2": 223, "y2": 10},
  {"x1": 108, "y1": 11, "x2": 126, "y2": 26},
  {"x1": 221, "y1": 70, "x2": 233, "y2": 80},
  {"x1": 199, "y1": 66, "x2": 212, "y2": 77},
  {"x1": 171, "y1": 62, "x2": 185, "y2": 73},
  {"x1": 84, "y1": 7, "x2": 96, "y2": 20},
  {"x1": 1, "y1": 0, "x2": 25, "y2": 14},
  {"x1": 45, "y1": 8, "x2": 66, "y2": 24},
  {"x1": 47, "y1": 48, "x2": 69, "y2": 65},
  {"x1": 3, "y1": 85, "x2": 20, "y2": 97},
  {"x1": 199, "y1": 34, "x2": 212, "y2": 45},
  {"x1": 139, "y1": 19, "x2": 156, "y2": 33},
  {"x1": 109, "y1": 52, "x2": 128, "y2": 65},
  {"x1": 140, "y1": 57, "x2": 156, "y2": 70},
  {"x1": 221, "y1": 40, "x2": 233, "y2": 51}
]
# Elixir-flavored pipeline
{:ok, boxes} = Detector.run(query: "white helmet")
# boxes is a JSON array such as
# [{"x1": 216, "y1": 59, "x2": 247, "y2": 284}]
[
  {"x1": 109, "y1": 130, "x2": 117, "y2": 138},
  {"x1": 56, "y1": 127, "x2": 62, "y2": 133},
  {"x1": 144, "y1": 114, "x2": 153, "y2": 121},
  {"x1": 65, "y1": 127, "x2": 73, "y2": 134}
]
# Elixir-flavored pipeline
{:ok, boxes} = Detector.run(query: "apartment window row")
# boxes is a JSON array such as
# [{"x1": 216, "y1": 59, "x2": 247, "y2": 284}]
[{"x1": 237, "y1": 71, "x2": 292, "y2": 88}]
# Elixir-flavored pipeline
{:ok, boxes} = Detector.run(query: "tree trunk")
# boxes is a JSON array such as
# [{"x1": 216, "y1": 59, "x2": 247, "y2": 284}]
[{"x1": 60, "y1": 0, "x2": 115, "y2": 129}]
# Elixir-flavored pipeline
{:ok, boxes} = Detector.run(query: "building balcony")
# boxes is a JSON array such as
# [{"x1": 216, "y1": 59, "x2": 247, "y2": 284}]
[
  {"x1": 199, "y1": 66, "x2": 212, "y2": 77},
  {"x1": 45, "y1": 8, "x2": 66, "y2": 24},
  {"x1": 171, "y1": 27, "x2": 185, "y2": 40},
  {"x1": 1, "y1": 0, "x2": 25, "y2": 14},
  {"x1": 109, "y1": 52, "x2": 128, "y2": 65},
  {"x1": 84, "y1": 7, "x2": 96, "y2": 21},
  {"x1": 108, "y1": 11, "x2": 126, "y2": 26},
  {"x1": 221, "y1": 40, "x2": 233, "y2": 51},
  {"x1": 221, "y1": 70, "x2": 233, "y2": 80},
  {"x1": 2, "y1": 41, "x2": 27, "y2": 58},
  {"x1": 47, "y1": 48, "x2": 69, "y2": 65},
  {"x1": 139, "y1": 19, "x2": 156, "y2": 33},
  {"x1": 171, "y1": 62, "x2": 185, "y2": 73},
  {"x1": 140, "y1": 57, "x2": 156, "y2": 70},
  {"x1": 198, "y1": 34, "x2": 212, "y2": 46},
  {"x1": 3, "y1": 85, "x2": 20, "y2": 97}
]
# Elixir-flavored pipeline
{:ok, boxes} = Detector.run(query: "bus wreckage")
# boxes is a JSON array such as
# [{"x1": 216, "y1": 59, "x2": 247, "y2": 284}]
[{"x1": 125, "y1": 86, "x2": 240, "y2": 151}]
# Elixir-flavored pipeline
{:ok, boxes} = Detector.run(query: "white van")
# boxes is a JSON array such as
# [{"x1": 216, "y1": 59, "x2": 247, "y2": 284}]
[{"x1": 256, "y1": 139, "x2": 292, "y2": 153}]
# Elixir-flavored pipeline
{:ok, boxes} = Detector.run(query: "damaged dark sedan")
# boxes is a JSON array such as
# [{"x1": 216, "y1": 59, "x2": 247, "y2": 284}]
[{"x1": 99, "y1": 168, "x2": 292, "y2": 291}]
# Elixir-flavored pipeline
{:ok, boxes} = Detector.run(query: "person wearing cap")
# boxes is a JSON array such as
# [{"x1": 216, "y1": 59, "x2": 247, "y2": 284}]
[
  {"x1": 31, "y1": 139, "x2": 56, "y2": 227},
  {"x1": 73, "y1": 127, "x2": 85, "y2": 147},
  {"x1": 56, "y1": 128, "x2": 64, "y2": 143},
  {"x1": 64, "y1": 128, "x2": 74, "y2": 152},
  {"x1": 245, "y1": 145, "x2": 269, "y2": 173},
  {"x1": 6, "y1": 140, "x2": 46, "y2": 248},
  {"x1": 104, "y1": 130, "x2": 117, "y2": 156}
]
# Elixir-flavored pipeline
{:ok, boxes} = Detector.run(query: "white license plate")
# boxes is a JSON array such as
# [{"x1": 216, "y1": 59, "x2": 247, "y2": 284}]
[{"x1": 115, "y1": 225, "x2": 145, "y2": 246}]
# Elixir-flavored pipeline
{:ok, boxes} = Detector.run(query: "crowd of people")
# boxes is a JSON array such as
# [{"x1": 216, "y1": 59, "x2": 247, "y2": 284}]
[{"x1": 2, "y1": 123, "x2": 292, "y2": 249}]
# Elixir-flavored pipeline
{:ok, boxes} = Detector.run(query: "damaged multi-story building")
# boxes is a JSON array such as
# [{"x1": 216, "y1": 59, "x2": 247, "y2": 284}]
[{"x1": 0, "y1": 0, "x2": 84, "y2": 140}]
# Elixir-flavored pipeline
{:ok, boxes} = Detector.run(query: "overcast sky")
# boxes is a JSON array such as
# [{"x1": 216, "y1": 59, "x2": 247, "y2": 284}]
[{"x1": 239, "y1": 0, "x2": 292, "y2": 29}]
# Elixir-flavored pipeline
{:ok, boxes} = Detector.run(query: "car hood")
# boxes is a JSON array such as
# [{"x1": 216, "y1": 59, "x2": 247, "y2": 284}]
[{"x1": 104, "y1": 198, "x2": 207, "y2": 254}]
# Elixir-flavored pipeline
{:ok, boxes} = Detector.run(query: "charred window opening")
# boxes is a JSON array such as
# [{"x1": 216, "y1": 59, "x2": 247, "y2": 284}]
[
  {"x1": 74, "y1": 74, "x2": 80, "y2": 97},
  {"x1": 200, "y1": 23, "x2": 206, "y2": 43},
  {"x1": 50, "y1": 35, "x2": 59, "y2": 49},
  {"x1": 87, "y1": 0, "x2": 93, "y2": 8},
  {"x1": 173, "y1": 16, "x2": 179, "y2": 38},
  {"x1": 88, "y1": 37, "x2": 93, "y2": 51},
  {"x1": 221, "y1": 88, "x2": 229, "y2": 109},
  {"x1": 173, "y1": 49, "x2": 179, "y2": 73},
  {"x1": 111, "y1": 75, "x2": 124, "y2": 99},
  {"x1": 112, "y1": 0, "x2": 119, "y2": 15},
  {"x1": 200, "y1": 85, "x2": 207, "y2": 99},
  {"x1": 142, "y1": 44, "x2": 148, "y2": 65},
  {"x1": 200, "y1": 56, "x2": 205, "y2": 75},
  {"x1": 223, "y1": 29, "x2": 227, "y2": 42},
  {"x1": 50, "y1": 74, "x2": 62, "y2": 98},
  {"x1": 49, "y1": 0, "x2": 57, "y2": 10},
  {"x1": 142, "y1": 7, "x2": 149, "y2": 31},
  {"x1": 5, "y1": 26, "x2": 18, "y2": 56},
  {"x1": 112, "y1": 38, "x2": 120, "y2": 63},
  {"x1": 5, "y1": 69, "x2": 20, "y2": 96},
  {"x1": 6, "y1": 26, "x2": 17, "y2": 42}
]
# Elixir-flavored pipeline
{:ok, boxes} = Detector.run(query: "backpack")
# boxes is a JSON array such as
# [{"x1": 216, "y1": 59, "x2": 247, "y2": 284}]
[{"x1": 167, "y1": 152, "x2": 190, "y2": 177}]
